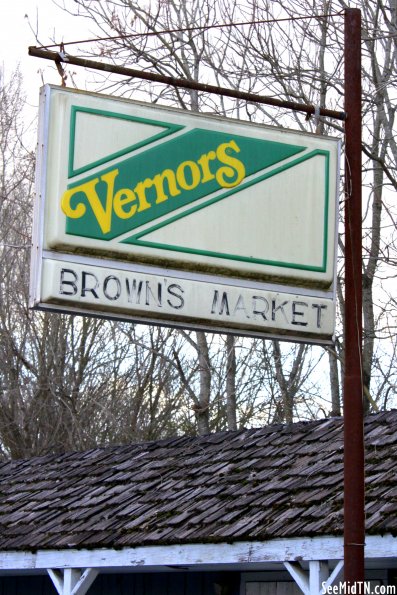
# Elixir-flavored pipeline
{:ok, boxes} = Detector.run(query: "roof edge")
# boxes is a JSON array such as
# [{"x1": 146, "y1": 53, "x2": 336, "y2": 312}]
[{"x1": 0, "y1": 534, "x2": 396, "y2": 572}]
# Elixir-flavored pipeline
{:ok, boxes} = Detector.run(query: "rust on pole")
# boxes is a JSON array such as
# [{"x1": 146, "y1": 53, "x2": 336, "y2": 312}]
[
  {"x1": 344, "y1": 7, "x2": 364, "y2": 586},
  {"x1": 28, "y1": 46, "x2": 346, "y2": 121}
]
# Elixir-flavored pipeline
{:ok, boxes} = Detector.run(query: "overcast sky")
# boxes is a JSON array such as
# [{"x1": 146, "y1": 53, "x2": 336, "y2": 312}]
[{"x1": 0, "y1": 0, "x2": 93, "y2": 112}]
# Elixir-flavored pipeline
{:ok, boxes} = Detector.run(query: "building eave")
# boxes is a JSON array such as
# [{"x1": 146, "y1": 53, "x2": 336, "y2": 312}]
[{"x1": 0, "y1": 534, "x2": 396, "y2": 573}]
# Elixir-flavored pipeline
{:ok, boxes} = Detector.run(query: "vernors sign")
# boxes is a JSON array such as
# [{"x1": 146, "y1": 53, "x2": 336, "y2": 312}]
[
  {"x1": 30, "y1": 85, "x2": 340, "y2": 344},
  {"x1": 61, "y1": 137, "x2": 248, "y2": 238}
]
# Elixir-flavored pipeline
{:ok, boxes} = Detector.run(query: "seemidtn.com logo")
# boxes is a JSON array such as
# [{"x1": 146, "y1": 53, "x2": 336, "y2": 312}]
[{"x1": 322, "y1": 583, "x2": 396, "y2": 594}]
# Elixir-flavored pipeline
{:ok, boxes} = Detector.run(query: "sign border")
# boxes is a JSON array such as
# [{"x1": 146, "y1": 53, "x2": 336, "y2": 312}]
[{"x1": 30, "y1": 85, "x2": 340, "y2": 345}]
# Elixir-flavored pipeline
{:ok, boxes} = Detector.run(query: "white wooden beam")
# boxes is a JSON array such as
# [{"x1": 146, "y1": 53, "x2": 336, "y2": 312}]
[
  {"x1": 321, "y1": 560, "x2": 344, "y2": 593},
  {"x1": 71, "y1": 569, "x2": 98, "y2": 595},
  {"x1": 64, "y1": 569, "x2": 81, "y2": 594},
  {"x1": 0, "y1": 536, "x2": 346, "y2": 570},
  {"x1": 309, "y1": 561, "x2": 329, "y2": 594},
  {"x1": 47, "y1": 568, "x2": 99, "y2": 595},
  {"x1": 47, "y1": 569, "x2": 63, "y2": 595},
  {"x1": 284, "y1": 561, "x2": 309, "y2": 594},
  {"x1": 285, "y1": 560, "x2": 342, "y2": 595},
  {"x1": 0, "y1": 534, "x2": 393, "y2": 572}
]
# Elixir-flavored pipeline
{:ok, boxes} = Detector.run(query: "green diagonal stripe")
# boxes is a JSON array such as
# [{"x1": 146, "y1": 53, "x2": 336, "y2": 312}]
[
  {"x1": 68, "y1": 106, "x2": 184, "y2": 178},
  {"x1": 123, "y1": 150, "x2": 330, "y2": 273},
  {"x1": 63, "y1": 128, "x2": 305, "y2": 241}
]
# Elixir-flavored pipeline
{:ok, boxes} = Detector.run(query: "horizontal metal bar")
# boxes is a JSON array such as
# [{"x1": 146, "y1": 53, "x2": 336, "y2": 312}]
[{"x1": 28, "y1": 47, "x2": 346, "y2": 121}]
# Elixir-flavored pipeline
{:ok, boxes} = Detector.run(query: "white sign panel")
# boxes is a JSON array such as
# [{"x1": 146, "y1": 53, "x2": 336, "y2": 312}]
[{"x1": 30, "y1": 85, "x2": 340, "y2": 343}]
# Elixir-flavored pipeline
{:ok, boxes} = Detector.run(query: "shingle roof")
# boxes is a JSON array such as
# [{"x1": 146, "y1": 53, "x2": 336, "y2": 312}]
[{"x1": 0, "y1": 410, "x2": 396, "y2": 551}]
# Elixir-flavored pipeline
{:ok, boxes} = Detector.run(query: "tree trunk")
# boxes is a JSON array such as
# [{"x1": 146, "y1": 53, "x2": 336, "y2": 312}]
[
  {"x1": 195, "y1": 331, "x2": 210, "y2": 435},
  {"x1": 226, "y1": 334, "x2": 237, "y2": 431},
  {"x1": 328, "y1": 348, "x2": 341, "y2": 416}
]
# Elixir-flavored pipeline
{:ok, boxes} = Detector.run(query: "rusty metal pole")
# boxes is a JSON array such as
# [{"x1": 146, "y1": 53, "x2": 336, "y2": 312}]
[
  {"x1": 28, "y1": 46, "x2": 346, "y2": 122},
  {"x1": 344, "y1": 7, "x2": 364, "y2": 586}
]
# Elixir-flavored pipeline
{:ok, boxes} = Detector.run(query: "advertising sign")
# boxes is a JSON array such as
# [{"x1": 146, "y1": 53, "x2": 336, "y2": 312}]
[{"x1": 30, "y1": 85, "x2": 340, "y2": 343}]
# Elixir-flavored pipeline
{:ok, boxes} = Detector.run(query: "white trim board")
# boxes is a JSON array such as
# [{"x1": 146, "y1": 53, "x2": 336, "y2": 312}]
[{"x1": 0, "y1": 535, "x2": 396, "y2": 572}]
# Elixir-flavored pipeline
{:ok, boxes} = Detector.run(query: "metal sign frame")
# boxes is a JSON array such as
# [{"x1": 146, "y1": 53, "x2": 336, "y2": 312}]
[{"x1": 30, "y1": 85, "x2": 340, "y2": 345}]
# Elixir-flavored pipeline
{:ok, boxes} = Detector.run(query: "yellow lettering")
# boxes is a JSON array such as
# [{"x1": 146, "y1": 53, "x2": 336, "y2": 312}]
[
  {"x1": 113, "y1": 188, "x2": 137, "y2": 219},
  {"x1": 62, "y1": 139, "x2": 247, "y2": 236},
  {"x1": 134, "y1": 179, "x2": 154, "y2": 213},
  {"x1": 216, "y1": 141, "x2": 246, "y2": 188},
  {"x1": 197, "y1": 150, "x2": 216, "y2": 183},
  {"x1": 176, "y1": 160, "x2": 201, "y2": 191},
  {"x1": 61, "y1": 169, "x2": 118, "y2": 234},
  {"x1": 153, "y1": 169, "x2": 181, "y2": 204},
  {"x1": 61, "y1": 185, "x2": 88, "y2": 219}
]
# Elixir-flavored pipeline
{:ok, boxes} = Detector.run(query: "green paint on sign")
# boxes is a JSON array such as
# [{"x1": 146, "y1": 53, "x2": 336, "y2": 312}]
[{"x1": 62, "y1": 128, "x2": 305, "y2": 241}]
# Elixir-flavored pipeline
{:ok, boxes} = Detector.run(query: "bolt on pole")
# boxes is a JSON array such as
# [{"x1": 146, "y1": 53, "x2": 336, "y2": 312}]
[{"x1": 343, "y1": 7, "x2": 364, "y2": 585}]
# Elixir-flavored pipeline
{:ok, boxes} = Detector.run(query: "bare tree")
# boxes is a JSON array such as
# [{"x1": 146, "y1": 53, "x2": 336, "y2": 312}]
[
  {"x1": 0, "y1": 70, "x2": 199, "y2": 457},
  {"x1": 5, "y1": 0, "x2": 395, "y2": 455},
  {"x1": 225, "y1": 0, "x2": 397, "y2": 412}
]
